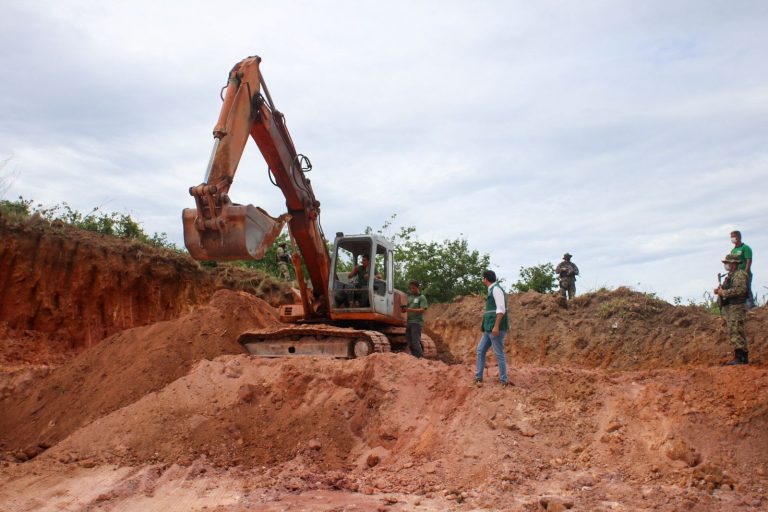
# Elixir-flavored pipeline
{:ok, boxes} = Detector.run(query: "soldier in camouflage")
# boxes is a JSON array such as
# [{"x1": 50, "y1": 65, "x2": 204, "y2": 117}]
[
  {"x1": 555, "y1": 253, "x2": 579, "y2": 301},
  {"x1": 715, "y1": 253, "x2": 749, "y2": 365},
  {"x1": 276, "y1": 242, "x2": 291, "y2": 281}
]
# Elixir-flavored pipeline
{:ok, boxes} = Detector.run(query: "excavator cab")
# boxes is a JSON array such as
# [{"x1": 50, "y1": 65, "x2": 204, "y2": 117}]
[{"x1": 329, "y1": 234, "x2": 399, "y2": 319}]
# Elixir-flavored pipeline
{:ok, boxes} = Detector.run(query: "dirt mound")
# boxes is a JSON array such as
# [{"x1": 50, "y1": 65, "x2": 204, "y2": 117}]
[
  {"x1": 16, "y1": 354, "x2": 768, "y2": 510},
  {"x1": 427, "y1": 287, "x2": 767, "y2": 369},
  {"x1": 0, "y1": 213, "x2": 292, "y2": 351},
  {"x1": 0, "y1": 290, "x2": 280, "y2": 453}
]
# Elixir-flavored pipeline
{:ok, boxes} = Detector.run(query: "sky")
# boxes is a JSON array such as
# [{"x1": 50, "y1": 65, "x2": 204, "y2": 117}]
[{"x1": 1, "y1": 0, "x2": 766, "y2": 303}]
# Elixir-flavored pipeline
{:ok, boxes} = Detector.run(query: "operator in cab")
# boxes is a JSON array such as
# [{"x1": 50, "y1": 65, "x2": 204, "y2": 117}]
[
  {"x1": 347, "y1": 255, "x2": 382, "y2": 307},
  {"x1": 348, "y1": 255, "x2": 382, "y2": 286}
]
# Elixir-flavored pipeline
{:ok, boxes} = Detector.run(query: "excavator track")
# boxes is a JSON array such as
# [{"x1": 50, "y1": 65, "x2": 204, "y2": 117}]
[
  {"x1": 380, "y1": 327, "x2": 438, "y2": 359},
  {"x1": 238, "y1": 324, "x2": 391, "y2": 358}
]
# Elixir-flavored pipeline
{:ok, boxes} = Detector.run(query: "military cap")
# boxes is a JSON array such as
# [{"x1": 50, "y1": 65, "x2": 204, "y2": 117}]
[
  {"x1": 563, "y1": 253, "x2": 572, "y2": 259},
  {"x1": 722, "y1": 254, "x2": 740, "y2": 264}
]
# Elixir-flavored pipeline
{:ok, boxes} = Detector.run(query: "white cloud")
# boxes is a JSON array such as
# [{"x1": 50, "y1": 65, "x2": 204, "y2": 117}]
[{"x1": 2, "y1": 0, "x2": 767, "y2": 303}]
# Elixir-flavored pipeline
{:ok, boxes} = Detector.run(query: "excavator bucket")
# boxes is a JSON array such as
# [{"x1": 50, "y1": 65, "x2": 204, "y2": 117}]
[{"x1": 182, "y1": 205, "x2": 289, "y2": 261}]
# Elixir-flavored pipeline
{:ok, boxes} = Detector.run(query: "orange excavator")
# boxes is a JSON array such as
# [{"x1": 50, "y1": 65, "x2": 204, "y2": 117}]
[{"x1": 182, "y1": 55, "x2": 436, "y2": 359}]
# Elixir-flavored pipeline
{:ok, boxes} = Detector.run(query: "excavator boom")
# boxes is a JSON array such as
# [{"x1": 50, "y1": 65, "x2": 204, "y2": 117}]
[{"x1": 182, "y1": 55, "x2": 331, "y2": 318}]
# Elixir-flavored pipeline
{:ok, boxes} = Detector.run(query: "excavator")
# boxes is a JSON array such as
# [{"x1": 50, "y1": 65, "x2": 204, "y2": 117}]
[{"x1": 182, "y1": 55, "x2": 436, "y2": 359}]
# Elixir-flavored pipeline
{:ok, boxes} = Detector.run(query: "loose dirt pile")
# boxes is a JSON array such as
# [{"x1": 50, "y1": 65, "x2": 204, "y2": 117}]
[
  {"x1": 0, "y1": 290, "x2": 279, "y2": 453},
  {"x1": 2, "y1": 353, "x2": 767, "y2": 510},
  {"x1": 427, "y1": 288, "x2": 767, "y2": 369}
]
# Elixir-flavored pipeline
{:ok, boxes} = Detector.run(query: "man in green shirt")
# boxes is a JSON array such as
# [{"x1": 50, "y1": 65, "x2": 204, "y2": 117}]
[
  {"x1": 730, "y1": 230, "x2": 754, "y2": 308},
  {"x1": 404, "y1": 280, "x2": 428, "y2": 358}
]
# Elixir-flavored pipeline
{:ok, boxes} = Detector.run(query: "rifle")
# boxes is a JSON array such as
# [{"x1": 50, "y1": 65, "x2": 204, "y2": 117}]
[{"x1": 716, "y1": 273, "x2": 723, "y2": 313}]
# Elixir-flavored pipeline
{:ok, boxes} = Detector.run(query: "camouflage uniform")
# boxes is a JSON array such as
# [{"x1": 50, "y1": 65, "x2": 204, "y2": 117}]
[
  {"x1": 276, "y1": 245, "x2": 291, "y2": 280},
  {"x1": 555, "y1": 259, "x2": 579, "y2": 300},
  {"x1": 720, "y1": 268, "x2": 748, "y2": 351}
]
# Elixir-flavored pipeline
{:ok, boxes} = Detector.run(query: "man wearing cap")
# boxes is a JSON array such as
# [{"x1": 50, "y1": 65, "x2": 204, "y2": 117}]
[
  {"x1": 474, "y1": 270, "x2": 509, "y2": 387},
  {"x1": 715, "y1": 253, "x2": 750, "y2": 365},
  {"x1": 555, "y1": 253, "x2": 580, "y2": 301},
  {"x1": 403, "y1": 280, "x2": 428, "y2": 358}
]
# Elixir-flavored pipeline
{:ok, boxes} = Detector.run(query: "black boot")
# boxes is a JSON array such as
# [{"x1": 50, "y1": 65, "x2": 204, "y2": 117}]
[
  {"x1": 726, "y1": 349, "x2": 748, "y2": 366},
  {"x1": 740, "y1": 349, "x2": 749, "y2": 365}
]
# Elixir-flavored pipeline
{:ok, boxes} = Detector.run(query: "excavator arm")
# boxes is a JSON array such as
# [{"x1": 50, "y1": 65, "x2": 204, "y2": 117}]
[{"x1": 182, "y1": 55, "x2": 331, "y2": 318}]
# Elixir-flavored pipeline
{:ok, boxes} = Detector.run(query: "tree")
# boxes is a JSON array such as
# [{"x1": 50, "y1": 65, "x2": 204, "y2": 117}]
[
  {"x1": 511, "y1": 262, "x2": 557, "y2": 294},
  {"x1": 367, "y1": 215, "x2": 491, "y2": 302}
]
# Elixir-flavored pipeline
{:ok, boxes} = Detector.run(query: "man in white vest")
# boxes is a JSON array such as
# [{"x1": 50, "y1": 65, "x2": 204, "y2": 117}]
[{"x1": 474, "y1": 270, "x2": 509, "y2": 387}]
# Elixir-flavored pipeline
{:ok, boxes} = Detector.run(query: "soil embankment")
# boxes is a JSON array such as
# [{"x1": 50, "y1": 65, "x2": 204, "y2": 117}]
[
  {"x1": 427, "y1": 288, "x2": 767, "y2": 369},
  {"x1": 0, "y1": 213, "x2": 291, "y2": 350}
]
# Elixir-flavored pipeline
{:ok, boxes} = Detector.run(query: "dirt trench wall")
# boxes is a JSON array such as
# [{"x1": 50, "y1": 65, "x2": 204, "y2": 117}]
[
  {"x1": 0, "y1": 215, "x2": 290, "y2": 350},
  {"x1": 426, "y1": 288, "x2": 767, "y2": 370},
  {"x1": 0, "y1": 290, "x2": 282, "y2": 451}
]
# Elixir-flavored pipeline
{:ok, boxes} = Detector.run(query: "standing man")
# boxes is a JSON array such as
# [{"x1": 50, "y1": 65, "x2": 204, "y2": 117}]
[
  {"x1": 404, "y1": 280, "x2": 428, "y2": 358},
  {"x1": 276, "y1": 242, "x2": 291, "y2": 281},
  {"x1": 555, "y1": 253, "x2": 580, "y2": 301},
  {"x1": 474, "y1": 270, "x2": 509, "y2": 387},
  {"x1": 715, "y1": 254, "x2": 750, "y2": 365},
  {"x1": 730, "y1": 230, "x2": 754, "y2": 309}
]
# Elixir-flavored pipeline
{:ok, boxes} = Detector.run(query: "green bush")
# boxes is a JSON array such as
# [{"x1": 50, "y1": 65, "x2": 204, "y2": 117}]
[
  {"x1": 511, "y1": 262, "x2": 557, "y2": 294},
  {"x1": 0, "y1": 196, "x2": 178, "y2": 251}
]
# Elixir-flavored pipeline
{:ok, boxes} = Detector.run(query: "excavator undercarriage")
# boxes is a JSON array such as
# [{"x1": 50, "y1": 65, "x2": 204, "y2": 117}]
[{"x1": 238, "y1": 324, "x2": 437, "y2": 359}]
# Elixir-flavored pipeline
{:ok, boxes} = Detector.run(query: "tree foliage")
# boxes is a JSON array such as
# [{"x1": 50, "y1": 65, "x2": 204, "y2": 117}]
[
  {"x1": 0, "y1": 196, "x2": 177, "y2": 250},
  {"x1": 511, "y1": 262, "x2": 557, "y2": 294},
  {"x1": 367, "y1": 215, "x2": 491, "y2": 303},
  {"x1": 234, "y1": 215, "x2": 492, "y2": 297}
]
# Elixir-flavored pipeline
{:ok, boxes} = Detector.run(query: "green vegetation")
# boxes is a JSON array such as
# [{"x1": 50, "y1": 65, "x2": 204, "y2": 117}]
[
  {"x1": 367, "y1": 215, "x2": 491, "y2": 303},
  {"x1": 0, "y1": 196, "x2": 177, "y2": 251},
  {"x1": 511, "y1": 262, "x2": 557, "y2": 294},
  {"x1": 223, "y1": 215, "x2": 492, "y2": 302},
  {"x1": 597, "y1": 298, "x2": 631, "y2": 318}
]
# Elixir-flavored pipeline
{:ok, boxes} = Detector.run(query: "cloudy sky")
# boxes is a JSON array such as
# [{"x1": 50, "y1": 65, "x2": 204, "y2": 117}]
[{"x1": 2, "y1": 1, "x2": 766, "y2": 302}]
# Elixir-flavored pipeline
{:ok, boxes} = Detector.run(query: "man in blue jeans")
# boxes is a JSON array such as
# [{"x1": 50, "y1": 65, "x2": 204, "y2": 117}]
[{"x1": 474, "y1": 270, "x2": 509, "y2": 387}]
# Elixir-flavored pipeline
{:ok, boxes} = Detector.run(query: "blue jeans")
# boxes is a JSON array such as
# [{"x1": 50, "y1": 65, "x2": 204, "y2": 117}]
[{"x1": 475, "y1": 330, "x2": 507, "y2": 383}]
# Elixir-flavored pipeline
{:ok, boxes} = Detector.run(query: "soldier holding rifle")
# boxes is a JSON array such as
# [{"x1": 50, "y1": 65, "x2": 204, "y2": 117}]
[{"x1": 715, "y1": 254, "x2": 750, "y2": 365}]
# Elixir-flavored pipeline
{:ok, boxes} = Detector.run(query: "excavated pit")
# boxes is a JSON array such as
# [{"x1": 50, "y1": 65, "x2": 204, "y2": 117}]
[{"x1": 1, "y1": 214, "x2": 767, "y2": 511}]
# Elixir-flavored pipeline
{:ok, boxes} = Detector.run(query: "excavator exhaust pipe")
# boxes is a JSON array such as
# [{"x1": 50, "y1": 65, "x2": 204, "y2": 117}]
[{"x1": 182, "y1": 205, "x2": 289, "y2": 261}]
